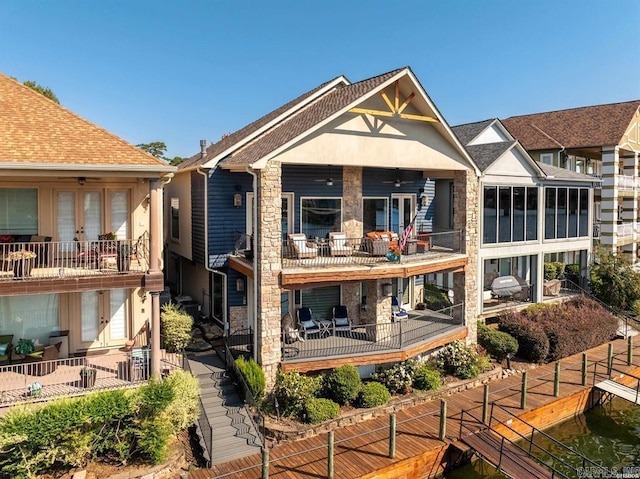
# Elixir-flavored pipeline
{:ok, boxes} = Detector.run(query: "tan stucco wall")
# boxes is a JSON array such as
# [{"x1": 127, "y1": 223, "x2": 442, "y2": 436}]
[{"x1": 163, "y1": 171, "x2": 193, "y2": 261}]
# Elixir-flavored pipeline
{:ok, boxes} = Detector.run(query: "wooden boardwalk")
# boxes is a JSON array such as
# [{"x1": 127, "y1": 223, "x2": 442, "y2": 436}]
[{"x1": 190, "y1": 338, "x2": 640, "y2": 479}]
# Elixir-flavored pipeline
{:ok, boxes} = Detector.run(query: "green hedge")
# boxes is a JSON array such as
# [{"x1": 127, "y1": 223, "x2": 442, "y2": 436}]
[
  {"x1": 0, "y1": 370, "x2": 199, "y2": 479},
  {"x1": 413, "y1": 364, "x2": 442, "y2": 391},
  {"x1": 477, "y1": 322, "x2": 519, "y2": 361},
  {"x1": 323, "y1": 365, "x2": 361, "y2": 405},
  {"x1": 236, "y1": 356, "x2": 266, "y2": 403},
  {"x1": 272, "y1": 370, "x2": 322, "y2": 417},
  {"x1": 303, "y1": 398, "x2": 340, "y2": 424},
  {"x1": 356, "y1": 382, "x2": 391, "y2": 408},
  {"x1": 160, "y1": 302, "x2": 193, "y2": 352}
]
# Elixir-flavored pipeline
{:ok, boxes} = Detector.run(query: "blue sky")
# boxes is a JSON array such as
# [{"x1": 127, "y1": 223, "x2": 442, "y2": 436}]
[{"x1": 1, "y1": 0, "x2": 639, "y2": 159}]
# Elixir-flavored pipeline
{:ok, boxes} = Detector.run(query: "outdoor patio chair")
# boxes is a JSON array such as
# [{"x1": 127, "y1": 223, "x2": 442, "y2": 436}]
[
  {"x1": 288, "y1": 233, "x2": 318, "y2": 259},
  {"x1": 328, "y1": 232, "x2": 351, "y2": 257},
  {"x1": 282, "y1": 312, "x2": 304, "y2": 344},
  {"x1": 391, "y1": 296, "x2": 409, "y2": 322},
  {"x1": 332, "y1": 305, "x2": 352, "y2": 336},
  {"x1": 297, "y1": 307, "x2": 320, "y2": 339},
  {"x1": 23, "y1": 344, "x2": 59, "y2": 376},
  {"x1": 0, "y1": 334, "x2": 13, "y2": 365}
]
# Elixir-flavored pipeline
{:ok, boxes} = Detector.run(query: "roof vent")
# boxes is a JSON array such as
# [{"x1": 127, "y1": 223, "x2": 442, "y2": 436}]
[{"x1": 200, "y1": 139, "x2": 207, "y2": 159}]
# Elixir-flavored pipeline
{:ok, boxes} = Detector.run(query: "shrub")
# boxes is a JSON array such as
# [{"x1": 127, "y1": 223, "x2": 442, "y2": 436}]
[
  {"x1": 356, "y1": 381, "x2": 391, "y2": 408},
  {"x1": 543, "y1": 262, "x2": 558, "y2": 281},
  {"x1": 236, "y1": 356, "x2": 266, "y2": 403},
  {"x1": 160, "y1": 302, "x2": 193, "y2": 352},
  {"x1": 499, "y1": 311, "x2": 550, "y2": 362},
  {"x1": 302, "y1": 398, "x2": 340, "y2": 424},
  {"x1": 413, "y1": 364, "x2": 442, "y2": 391},
  {"x1": 158, "y1": 370, "x2": 200, "y2": 432},
  {"x1": 436, "y1": 340, "x2": 483, "y2": 379},
  {"x1": 423, "y1": 284, "x2": 451, "y2": 310},
  {"x1": 565, "y1": 263, "x2": 580, "y2": 276},
  {"x1": 272, "y1": 370, "x2": 322, "y2": 417},
  {"x1": 372, "y1": 360, "x2": 417, "y2": 394},
  {"x1": 477, "y1": 322, "x2": 519, "y2": 361},
  {"x1": 324, "y1": 365, "x2": 361, "y2": 405}
]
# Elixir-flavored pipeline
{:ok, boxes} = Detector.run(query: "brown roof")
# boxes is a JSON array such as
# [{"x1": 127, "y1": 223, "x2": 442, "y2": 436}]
[
  {"x1": 502, "y1": 100, "x2": 640, "y2": 151},
  {"x1": 0, "y1": 73, "x2": 173, "y2": 171},
  {"x1": 179, "y1": 75, "x2": 348, "y2": 170},
  {"x1": 181, "y1": 68, "x2": 406, "y2": 170}
]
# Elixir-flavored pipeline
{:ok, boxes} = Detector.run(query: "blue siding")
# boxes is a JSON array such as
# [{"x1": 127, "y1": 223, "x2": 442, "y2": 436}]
[{"x1": 191, "y1": 172, "x2": 205, "y2": 265}]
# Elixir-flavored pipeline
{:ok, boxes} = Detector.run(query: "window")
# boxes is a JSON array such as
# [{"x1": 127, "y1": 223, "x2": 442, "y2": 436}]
[
  {"x1": 483, "y1": 185, "x2": 538, "y2": 245},
  {"x1": 301, "y1": 286, "x2": 340, "y2": 320},
  {"x1": 363, "y1": 198, "x2": 388, "y2": 232},
  {"x1": 544, "y1": 187, "x2": 590, "y2": 239},
  {"x1": 0, "y1": 294, "x2": 58, "y2": 344},
  {"x1": 0, "y1": 188, "x2": 38, "y2": 235},
  {"x1": 170, "y1": 197, "x2": 180, "y2": 241},
  {"x1": 110, "y1": 192, "x2": 129, "y2": 239},
  {"x1": 540, "y1": 153, "x2": 553, "y2": 165},
  {"x1": 301, "y1": 198, "x2": 342, "y2": 238}
]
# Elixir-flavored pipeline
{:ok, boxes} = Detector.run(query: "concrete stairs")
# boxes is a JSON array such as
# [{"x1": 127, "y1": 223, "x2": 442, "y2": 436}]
[{"x1": 186, "y1": 351, "x2": 262, "y2": 465}]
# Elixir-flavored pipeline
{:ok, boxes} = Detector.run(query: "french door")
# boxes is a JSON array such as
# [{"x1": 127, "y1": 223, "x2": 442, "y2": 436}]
[
  {"x1": 391, "y1": 195, "x2": 416, "y2": 236},
  {"x1": 79, "y1": 289, "x2": 128, "y2": 349}
]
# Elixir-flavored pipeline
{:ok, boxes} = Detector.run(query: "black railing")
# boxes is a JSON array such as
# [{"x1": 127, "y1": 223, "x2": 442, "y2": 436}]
[{"x1": 281, "y1": 304, "x2": 464, "y2": 362}]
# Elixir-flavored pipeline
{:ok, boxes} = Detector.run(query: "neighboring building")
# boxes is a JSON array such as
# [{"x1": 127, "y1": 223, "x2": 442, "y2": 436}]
[
  {"x1": 165, "y1": 67, "x2": 481, "y2": 385},
  {"x1": 502, "y1": 101, "x2": 640, "y2": 263},
  {"x1": 452, "y1": 119, "x2": 598, "y2": 317},
  {"x1": 0, "y1": 73, "x2": 175, "y2": 373}
]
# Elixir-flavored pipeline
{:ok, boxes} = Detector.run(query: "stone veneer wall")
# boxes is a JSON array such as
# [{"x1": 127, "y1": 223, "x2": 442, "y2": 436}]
[
  {"x1": 453, "y1": 170, "x2": 479, "y2": 344},
  {"x1": 341, "y1": 166, "x2": 363, "y2": 324},
  {"x1": 256, "y1": 161, "x2": 283, "y2": 388},
  {"x1": 229, "y1": 305, "x2": 248, "y2": 334}
]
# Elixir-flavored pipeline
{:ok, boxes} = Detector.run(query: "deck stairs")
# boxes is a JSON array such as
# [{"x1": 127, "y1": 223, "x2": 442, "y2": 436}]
[
  {"x1": 595, "y1": 379, "x2": 640, "y2": 405},
  {"x1": 185, "y1": 351, "x2": 261, "y2": 465}
]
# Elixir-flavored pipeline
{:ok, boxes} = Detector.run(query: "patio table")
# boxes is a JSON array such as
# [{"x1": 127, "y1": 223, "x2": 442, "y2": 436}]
[{"x1": 314, "y1": 319, "x2": 333, "y2": 338}]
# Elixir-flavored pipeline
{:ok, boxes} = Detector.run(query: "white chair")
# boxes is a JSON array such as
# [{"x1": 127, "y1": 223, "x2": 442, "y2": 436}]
[
  {"x1": 288, "y1": 234, "x2": 318, "y2": 259},
  {"x1": 391, "y1": 296, "x2": 408, "y2": 322},
  {"x1": 332, "y1": 305, "x2": 352, "y2": 336},
  {"x1": 328, "y1": 232, "x2": 351, "y2": 256}
]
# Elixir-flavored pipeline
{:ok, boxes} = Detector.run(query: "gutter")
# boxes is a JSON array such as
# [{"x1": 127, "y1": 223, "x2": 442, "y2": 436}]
[{"x1": 196, "y1": 166, "x2": 228, "y2": 332}]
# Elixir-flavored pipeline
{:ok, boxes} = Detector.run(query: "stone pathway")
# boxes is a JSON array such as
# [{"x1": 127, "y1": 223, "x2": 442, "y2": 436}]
[{"x1": 185, "y1": 350, "x2": 262, "y2": 465}]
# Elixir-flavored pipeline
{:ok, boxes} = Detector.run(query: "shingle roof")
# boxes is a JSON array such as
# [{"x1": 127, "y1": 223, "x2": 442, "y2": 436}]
[
  {"x1": 451, "y1": 119, "x2": 495, "y2": 146},
  {"x1": 464, "y1": 141, "x2": 515, "y2": 172},
  {"x1": 0, "y1": 73, "x2": 172, "y2": 171},
  {"x1": 179, "y1": 75, "x2": 348, "y2": 170},
  {"x1": 536, "y1": 162, "x2": 599, "y2": 182},
  {"x1": 502, "y1": 100, "x2": 640, "y2": 150}
]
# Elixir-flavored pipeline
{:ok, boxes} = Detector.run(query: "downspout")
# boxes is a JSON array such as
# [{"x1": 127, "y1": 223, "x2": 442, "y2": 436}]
[
  {"x1": 246, "y1": 165, "x2": 259, "y2": 362},
  {"x1": 196, "y1": 166, "x2": 228, "y2": 332}
]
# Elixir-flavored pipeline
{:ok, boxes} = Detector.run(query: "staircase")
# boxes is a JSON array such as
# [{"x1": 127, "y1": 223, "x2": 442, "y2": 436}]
[{"x1": 186, "y1": 351, "x2": 262, "y2": 465}]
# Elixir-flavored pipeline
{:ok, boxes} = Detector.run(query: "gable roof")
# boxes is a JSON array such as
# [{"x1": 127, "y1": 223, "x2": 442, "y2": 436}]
[
  {"x1": 464, "y1": 141, "x2": 516, "y2": 172},
  {"x1": 535, "y1": 162, "x2": 600, "y2": 183},
  {"x1": 0, "y1": 73, "x2": 174, "y2": 174},
  {"x1": 451, "y1": 119, "x2": 495, "y2": 145},
  {"x1": 179, "y1": 74, "x2": 349, "y2": 171},
  {"x1": 502, "y1": 100, "x2": 640, "y2": 151}
]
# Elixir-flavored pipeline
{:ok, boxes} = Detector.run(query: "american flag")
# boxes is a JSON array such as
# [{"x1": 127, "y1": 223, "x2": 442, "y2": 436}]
[{"x1": 399, "y1": 221, "x2": 414, "y2": 252}]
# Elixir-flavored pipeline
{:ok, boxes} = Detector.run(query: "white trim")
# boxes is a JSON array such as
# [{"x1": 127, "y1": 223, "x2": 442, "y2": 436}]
[
  {"x1": 202, "y1": 76, "x2": 350, "y2": 168},
  {"x1": 540, "y1": 153, "x2": 554, "y2": 165},
  {"x1": 0, "y1": 163, "x2": 175, "y2": 174}
]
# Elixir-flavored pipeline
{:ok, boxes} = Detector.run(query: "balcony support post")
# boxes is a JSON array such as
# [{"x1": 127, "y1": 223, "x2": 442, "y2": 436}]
[{"x1": 149, "y1": 178, "x2": 162, "y2": 377}]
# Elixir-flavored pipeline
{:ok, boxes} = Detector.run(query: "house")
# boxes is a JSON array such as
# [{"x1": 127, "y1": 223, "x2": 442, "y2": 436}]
[
  {"x1": 502, "y1": 101, "x2": 640, "y2": 264},
  {"x1": 0, "y1": 73, "x2": 175, "y2": 374},
  {"x1": 452, "y1": 119, "x2": 599, "y2": 317},
  {"x1": 165, "y1": 67, "x2": 481, "y2": 385}
]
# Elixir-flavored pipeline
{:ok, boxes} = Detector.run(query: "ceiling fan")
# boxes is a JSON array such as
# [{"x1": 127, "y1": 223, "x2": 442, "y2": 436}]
[
  {"x1": 56, "y1": 177, "x2": 103, "y2": 185},
  {"x1": 313, "y1": 166, "x2": 342, "y2": 186},
  {"x1": 382, "y1": 169, "x2": 414, "y2": 187}
]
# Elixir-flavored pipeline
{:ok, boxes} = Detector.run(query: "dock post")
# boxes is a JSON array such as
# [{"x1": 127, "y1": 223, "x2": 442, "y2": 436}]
[
  {"x1": 327, "y1": 430, "x2": 334, "y2": 479},
  {"x1": 520, "y1": 371, "x2": 527, "y2": 409},
  {"x1": 628, "y1": 336, "x2": 633, "y2": 366},
  {"x1": 582, "y1": 353, "x2": 588, "y2": 386},
  {"x1": 389, "y1": 413, "x2": 396, "y2": 459},
  {"x1": 261, "y1": 447, "x2": 269, "y2": 479},
  {"x1": 607, "y1": 343, "x2": 613, "y2": 378},
  {"x1": 554, "y1": 361, "x2": 560, "y2": 397},
  {"x1": 439, "y1": 399, "x2": 447, "y2": 441},
  {"x1": 482, "y1": 384, "x2": 489, "y2": 424}
]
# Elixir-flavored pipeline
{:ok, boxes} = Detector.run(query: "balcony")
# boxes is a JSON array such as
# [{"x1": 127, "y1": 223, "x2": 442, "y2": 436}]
[
  {"x1": 0, "y1": 238, "x2": 149, "y2": 294},
  {"x1": 616, "y1": 221, "x2": 640, "y2": 240},
  {"x1": 618, "y1": 175, "x2": 637, "y2": 192},
  {"x1": 230, "y1": 230, "x2": 467, "y2": 287}
]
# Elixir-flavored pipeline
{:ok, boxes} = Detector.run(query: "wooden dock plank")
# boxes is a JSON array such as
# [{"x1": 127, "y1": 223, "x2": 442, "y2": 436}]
[{"x1": 595, "y1": 379, "x2": 640, "y2": 404}]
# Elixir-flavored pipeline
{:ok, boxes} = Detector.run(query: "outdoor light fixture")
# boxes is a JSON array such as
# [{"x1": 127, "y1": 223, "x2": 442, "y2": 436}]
[
  {"x1": 233, "y1": 185, "x2": 242, "y2": 207},
  {"x1": 236, "y1": 278, "x2": 245, "y2": 292},
  {"x1": 77, "y1": 177, "x2": 86, "y2": 186},
  {"x1": 382, "y1": 283, "x2": 393, "y2": 296}
]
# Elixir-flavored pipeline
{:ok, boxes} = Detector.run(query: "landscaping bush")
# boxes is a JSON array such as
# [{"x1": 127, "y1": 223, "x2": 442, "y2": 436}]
[
  {"x1": 412, "y1": 364, "x2": 442, "y2": 391},
  {"x1": 0, "y1": 371, "x2": 199, "y2": 478},
  {"x1": 272, "y1": 370, "x2": 322, "y2": 417},
  {"x1": 160, "y1": 302, "x2": 193, "y2": 352},
  {"x1": 323, "y1": 365, "x2": 361, "y2": 405},
  {"x1": 371, "y1": 360, "x2": 417, "y2": 394},
  {"x1": 423, "y1": 284, "x2": 451, "y2": 310},
  {"x1": 235, "y1": 356, "x2": 266, "y2": 403},
  {"x1": 477, "y1": 322, "x2": 519, "y2": 361},
  {"x1": 356, "y1": 381, "x2": 391, "y2": 408},
  {"x1": 543, "y1": 262, "x2": 558, "y2": 280},
  {"x1": 499, "y1": 311, "x2": 550, "y2": 362},
  {"x1": 435, "y1": 340, "x2": 484, "y2": 379},
  {"x1": 302, "y1": 398, "x2": 340, "y2": 424}
]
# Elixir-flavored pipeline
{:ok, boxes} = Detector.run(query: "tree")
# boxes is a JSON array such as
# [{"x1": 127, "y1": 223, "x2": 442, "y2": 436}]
[
  {"x1": 136, "y1": 141, "x2": 186, "y2": 166},
  {"x1": 590, "y1": 247, "x2": 640, "y2": 314},
  {"x1": 23, "y1": 80, "x2": 60, "y2": 104}
]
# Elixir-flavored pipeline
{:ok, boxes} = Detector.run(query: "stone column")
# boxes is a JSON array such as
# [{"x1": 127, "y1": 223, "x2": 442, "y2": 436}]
[
  {"x1": 452, "y1": 170, "x2": 479, "y2": 344},
  {"x1": 342, "y1": 166, "x2": 363, "y2": 239},
  {"x1": 256, "y1": 161, "x2": 282, "y2": 389},
  {"x1": 600, "y1": 147, "x2": 619, "y2": 253}
]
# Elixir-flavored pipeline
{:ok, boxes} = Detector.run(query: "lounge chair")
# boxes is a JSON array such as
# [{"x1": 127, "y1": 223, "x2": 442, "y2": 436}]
[
  {"x1": 332, "y1": 305, "x2": 352, "y2": 336},
  {"x1": 297, "y1": 307, "x2": 320, "y2": 339},
  {"x1": 0, "y1": 334, "x2": 13, "y2": 365},
  {"x1": 288, "y1": 234, "x2": 318, "y2": 259},
  {"x1": 23, "y1": 344, "x2": 59, "y2": 376},
  {"x1": 328, "y1": 232, "x2": 351, "y2": 256},
  {"x1": 391, "y1": 296, "x2": 409, "y2": 322}
]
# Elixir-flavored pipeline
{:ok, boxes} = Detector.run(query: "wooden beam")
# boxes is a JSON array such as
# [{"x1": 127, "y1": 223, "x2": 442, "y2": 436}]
[
  {"x1": 228, "y1": 256, "x2": 254, "y2": 279},
  {"x1": 398, "y1": 113, "x2": 439, "y2": 123},
  {"x1": 394, "y1": 81, "x2": 399, "y2": 111},
  {"x1": 397, "y1": 92, "x2": 415, "y2": 114},
  {"x1": 379, "y1": 91, "x2": 395, "y2": 113},
  {"x1": 349, "y1": 107, "x2": 394, "y2": 117}
]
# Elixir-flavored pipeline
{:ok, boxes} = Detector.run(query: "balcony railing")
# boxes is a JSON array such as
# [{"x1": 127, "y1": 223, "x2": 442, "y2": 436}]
[
  {"x1": 281, "y1": 304, "x2": 464, "y2": 362},
  {"x1": 615, "y1": 221, "x2": 640, "y2": 239},
  {"x1": 276, "y1": 230, "x2": 463, "y2": 268},
  {"x1": 0, "y1": 238, "x2": 148, "y2": 281},
  {"x1": 618, "y1": 175, "x2": 636, "y2": 191}
]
